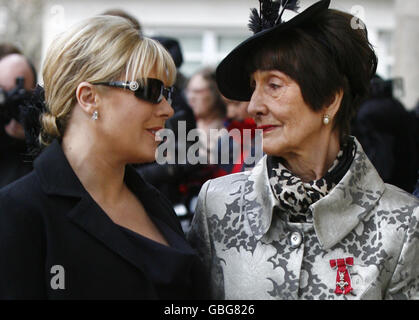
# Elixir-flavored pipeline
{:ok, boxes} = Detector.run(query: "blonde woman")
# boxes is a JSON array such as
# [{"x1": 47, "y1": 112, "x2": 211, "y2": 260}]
[{"x1": 0, "y1": 16, "x2": 206, "y2": 299}]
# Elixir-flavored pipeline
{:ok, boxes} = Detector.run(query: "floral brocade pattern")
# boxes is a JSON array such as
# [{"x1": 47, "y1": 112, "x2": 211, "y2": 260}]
[{"x1": 188, "y1": 137, "x2": 419, "y2": 300}]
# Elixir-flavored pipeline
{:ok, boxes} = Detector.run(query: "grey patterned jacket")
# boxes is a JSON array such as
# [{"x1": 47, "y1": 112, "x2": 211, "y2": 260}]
[{"x1": 188, "y1": 138, "x2": 419, "y2": 300}]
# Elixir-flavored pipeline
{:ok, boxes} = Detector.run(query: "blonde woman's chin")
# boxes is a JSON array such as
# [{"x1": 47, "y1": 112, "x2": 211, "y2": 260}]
[{"x1": 134, "y1": 146, "x2": 159, "y2": 165}]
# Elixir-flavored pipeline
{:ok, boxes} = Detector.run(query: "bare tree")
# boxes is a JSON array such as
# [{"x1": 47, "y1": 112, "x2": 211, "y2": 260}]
[{"x1": 0, "y1": 0, "x2": 43, "y2": 71}]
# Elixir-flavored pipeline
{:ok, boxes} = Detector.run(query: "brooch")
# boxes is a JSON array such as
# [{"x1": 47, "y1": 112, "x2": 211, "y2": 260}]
[{"x1": 330, "y1": 257, "x2": 354, "y2": 295}]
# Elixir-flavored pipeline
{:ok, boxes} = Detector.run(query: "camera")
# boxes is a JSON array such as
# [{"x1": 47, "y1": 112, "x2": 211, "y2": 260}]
[{"x1": 0, "y1": 76, "x2": 30, "y2": 123}]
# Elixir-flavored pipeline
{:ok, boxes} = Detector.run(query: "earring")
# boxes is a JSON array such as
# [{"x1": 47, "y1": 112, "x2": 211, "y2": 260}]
[
  {"x1": 91, "y1": 110, "x2": 98, "y2": 120},
  {"x1": 323, "y1": 114, "x2": 330, "y2": 125}
]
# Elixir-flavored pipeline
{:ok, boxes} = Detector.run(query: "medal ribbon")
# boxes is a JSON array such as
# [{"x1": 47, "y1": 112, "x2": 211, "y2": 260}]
[{"x1": 330, "y1": 257, "x2": 353, "y2": 295}]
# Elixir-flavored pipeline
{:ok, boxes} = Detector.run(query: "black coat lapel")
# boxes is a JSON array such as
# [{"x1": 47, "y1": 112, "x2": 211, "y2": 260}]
[
  {"x1": 33, "y1": 140, "x2": 183, "y2": 280},
  {"x1": 124, "y1": 165, "x2": 184, "y2": 236},
  {"x1": 66, "y1": 195, "x2": 156, "y2": 280}
]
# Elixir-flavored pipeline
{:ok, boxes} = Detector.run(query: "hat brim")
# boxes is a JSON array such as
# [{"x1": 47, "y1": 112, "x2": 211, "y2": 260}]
[{"x1": 216, "y1": 0, "x2": 331, "y2": 101}]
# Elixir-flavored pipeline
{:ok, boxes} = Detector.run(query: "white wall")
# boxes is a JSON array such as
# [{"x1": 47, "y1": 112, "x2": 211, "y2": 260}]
[
  {"x1": 42, "y1": 0, "x2": 396, "y2": 78},
  {"x1": 393, "y1": 0, "x2": 419, "y2": 109}
]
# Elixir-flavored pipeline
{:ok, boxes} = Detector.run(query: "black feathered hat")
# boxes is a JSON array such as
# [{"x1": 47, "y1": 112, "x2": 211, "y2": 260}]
[{"x1": 216, "y1": 0, "x2": 331, "y2": 101}]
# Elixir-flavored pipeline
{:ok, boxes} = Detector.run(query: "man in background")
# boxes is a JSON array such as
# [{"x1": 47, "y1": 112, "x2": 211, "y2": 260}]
[
  {"x1": 351, "y1": 75, "x2": 418, "y2": 193},
  {"x1": 0, "y1": 52, "x2": 37, "y2": 188}
]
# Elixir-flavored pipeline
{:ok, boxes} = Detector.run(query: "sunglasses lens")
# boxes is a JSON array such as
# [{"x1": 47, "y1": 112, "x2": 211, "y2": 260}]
[
  {"x1": 133, "y1": 79, "x2": 173, "y2": 104},
  {"x1": 164, "y1": 88, "x2": 173, "y2": 105},
  {"x1": 148, "y1": 79, "x2": 164, "y2": 104}
]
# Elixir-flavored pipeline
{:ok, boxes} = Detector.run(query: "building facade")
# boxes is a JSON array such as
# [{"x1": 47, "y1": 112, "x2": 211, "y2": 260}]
[{"x1": 0, "y1": 0, "x2": 413, "y2": 108}]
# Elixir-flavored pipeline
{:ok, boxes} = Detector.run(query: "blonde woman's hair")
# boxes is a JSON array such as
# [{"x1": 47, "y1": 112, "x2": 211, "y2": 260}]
[{"x1": 40, "y1": 15, "x2": 176, "y2": 146}]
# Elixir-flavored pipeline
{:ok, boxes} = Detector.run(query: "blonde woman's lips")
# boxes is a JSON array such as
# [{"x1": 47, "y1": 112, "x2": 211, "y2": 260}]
[{"x1": 146, "y1": 127, "x2": 164, "y2": 140}]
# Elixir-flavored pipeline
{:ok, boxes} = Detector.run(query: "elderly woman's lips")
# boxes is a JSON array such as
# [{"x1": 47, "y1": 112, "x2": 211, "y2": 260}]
[{"x1": 257, "y1": 125, "x2": 279, "y2": 132}]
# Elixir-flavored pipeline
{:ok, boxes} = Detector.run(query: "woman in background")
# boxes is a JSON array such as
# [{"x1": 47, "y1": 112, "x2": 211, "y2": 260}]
[{"x1": 186, "y1": 67, "x2": 226, "y2": 163}]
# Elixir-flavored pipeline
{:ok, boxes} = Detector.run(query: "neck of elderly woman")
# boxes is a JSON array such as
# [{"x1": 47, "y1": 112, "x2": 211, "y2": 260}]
[{"x1": 281, "y1": 128, "x2": 341, "y2": 182}]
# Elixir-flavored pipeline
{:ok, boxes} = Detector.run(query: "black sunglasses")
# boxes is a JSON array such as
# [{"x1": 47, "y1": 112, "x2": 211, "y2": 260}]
[{"x1": 92, "y1": 78, "x2": 173, "y2": 104}]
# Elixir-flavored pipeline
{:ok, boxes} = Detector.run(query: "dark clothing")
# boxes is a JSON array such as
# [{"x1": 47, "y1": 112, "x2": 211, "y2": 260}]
[
  {"x1": 0, "y1": 140, "x2": 206, "y2": 299},
  {"x1": 0, "y1": 129, "x2": 32, "y2": 188},
  {"x1": 414, "y1": 103, "x2": 419, "y2": 198},
  {"x1": 351, "y1": 96, "x2": 419, "y2": 193},
  {"x1": 414, "y1": 174, "x2": 419, "y2": 199},
  {"x1": 118, "y1": 214, "x2": 199, "y2": 300}
]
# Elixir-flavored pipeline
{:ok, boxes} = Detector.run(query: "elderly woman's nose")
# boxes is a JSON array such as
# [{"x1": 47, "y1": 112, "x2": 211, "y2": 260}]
[{"x1": 248, "y1": 89, "x2": 267, "y2": 116}]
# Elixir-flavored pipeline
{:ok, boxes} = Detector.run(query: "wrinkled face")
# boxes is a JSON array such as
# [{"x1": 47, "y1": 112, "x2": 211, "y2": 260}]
[
  {"x1": 248, "y1": 70, "x2": 324, "y2": 157},
  {"x1": 97, "y1": 72, "x2": 174, "y2": 164},
  {"x1": 186, "y1": 74, "x2": 215, "y2": 119}
]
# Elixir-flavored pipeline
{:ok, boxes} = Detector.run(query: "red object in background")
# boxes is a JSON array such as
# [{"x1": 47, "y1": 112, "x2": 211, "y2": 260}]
[
  {"x1": 330, "y1": 257, "x2": 354, "y2": 295},
  {"x1": 211, "y1": 118, "x2": 257, "y2": 178},
  {"x1": 178, "y1": 183, "x2": 188, "y2": 194},
  {"x1": 226, "y1": 118, "x2": 256, "y2": 140}
]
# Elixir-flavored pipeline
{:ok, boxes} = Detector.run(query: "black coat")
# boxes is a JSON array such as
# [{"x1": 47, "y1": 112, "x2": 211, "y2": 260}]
[
  {"x1": 0, "y1": 129, "x2": 32, "y2": 189},
  {"x1": 351, "y1": 96, "x2": 419, "y2": 193},
  {"x1": 0, "y1": 140, "x2": 206, "y2": 299}
]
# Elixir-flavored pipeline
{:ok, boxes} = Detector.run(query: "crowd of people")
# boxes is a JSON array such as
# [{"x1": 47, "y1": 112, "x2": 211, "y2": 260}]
[{"x1": 0, "y1": 0, "x2": 418, "y2": 300}]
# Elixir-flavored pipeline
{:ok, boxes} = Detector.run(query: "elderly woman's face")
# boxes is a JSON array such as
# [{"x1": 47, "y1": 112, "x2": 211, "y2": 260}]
[
  {"x1": 97, "y1": 72, "x2": 174, "y2": 163},
  {"x1": 186, "y1": 74, "x2": 215, "y2": 119},
  {"x1": 248, "y1": 70, "x2": 324, "y2": 157}
]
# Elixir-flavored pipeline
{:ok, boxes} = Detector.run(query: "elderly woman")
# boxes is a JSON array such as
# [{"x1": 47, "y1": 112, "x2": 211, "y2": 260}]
[
  {"x1": 0, "y1": 16, "x2": 206, "y2": 299},
  {"x1": 188, "y1": 0, "x2": 419, "y2": 300}
]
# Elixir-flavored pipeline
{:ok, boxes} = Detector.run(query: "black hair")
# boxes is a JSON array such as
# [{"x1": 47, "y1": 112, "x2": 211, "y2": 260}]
[{"x1": 248, "y1": 9, "x2": 377, "y2": 139}]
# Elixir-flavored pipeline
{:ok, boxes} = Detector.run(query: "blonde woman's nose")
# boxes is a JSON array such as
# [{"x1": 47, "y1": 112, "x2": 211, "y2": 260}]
[{"x1": 158, "y1": 98, "x2": 175, "y2": 119}]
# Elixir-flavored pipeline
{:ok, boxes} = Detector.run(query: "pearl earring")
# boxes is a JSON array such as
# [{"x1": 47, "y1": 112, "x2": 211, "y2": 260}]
[
  {"x1": 91, "y1": 110, "x2": 99, "y2": 120},
  {"x1": 323, "y1": 114, "x2": 330, "y2": 125}
]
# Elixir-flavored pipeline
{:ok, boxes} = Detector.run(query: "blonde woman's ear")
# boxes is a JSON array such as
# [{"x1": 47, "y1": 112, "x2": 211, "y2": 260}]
[{"x1": 76, "y1": 82, "x2": 98, "y2": 116}]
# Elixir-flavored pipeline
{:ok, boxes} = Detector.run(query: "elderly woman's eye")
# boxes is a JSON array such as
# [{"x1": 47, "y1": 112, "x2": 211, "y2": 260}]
[
  {"x1": 269, "y1": 83, "x2": 281, "y2": 89},
  {"x1": 264, "y1": 79, "x2": 285, "y2": 98}
]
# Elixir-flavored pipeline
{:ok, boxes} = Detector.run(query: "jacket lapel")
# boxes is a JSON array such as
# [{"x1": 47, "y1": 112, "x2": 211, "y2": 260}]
[
  {"x1": 242, "y1": 137, "x2": 385, "y2": 249},
  {"x1": 66, "y1": 195, "x2": 154, "y2": 275},
  {"x1": 311, "y1": 139, "x2": 385, "y2": 249},
  {"x1": 33, "y1": 140, "x2": 179, "y2": 276},
  {"x1": 34, "y1": 140, "x2": 86, "y2": 198},
  {"x1": 244, "y1": 155, "x2": 277, "y2": 240},
  {"x1": 124, "y1": 165, "x2": 184, "y2": 236}
]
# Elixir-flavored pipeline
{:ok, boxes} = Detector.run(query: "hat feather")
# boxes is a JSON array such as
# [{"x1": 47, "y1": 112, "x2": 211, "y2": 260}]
[
  {"x1": 248, "y1": 0, "x2": 300, "y2": 34},
  {"x1": 248, "y1": 8, "x2": 263, "y2": 33}
]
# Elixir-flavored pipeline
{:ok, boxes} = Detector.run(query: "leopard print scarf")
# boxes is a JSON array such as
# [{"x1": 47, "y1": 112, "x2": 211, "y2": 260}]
[{"x1": 267, "y1": 138, "x2": 355, "y2": 222}]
